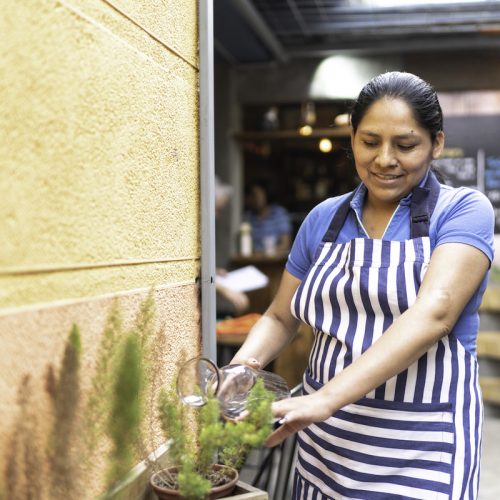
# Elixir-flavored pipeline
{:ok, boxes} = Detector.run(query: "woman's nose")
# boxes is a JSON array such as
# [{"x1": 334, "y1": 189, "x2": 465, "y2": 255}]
[{"x1": 376, "y1": 144, "x2": 397, "y2": 167}]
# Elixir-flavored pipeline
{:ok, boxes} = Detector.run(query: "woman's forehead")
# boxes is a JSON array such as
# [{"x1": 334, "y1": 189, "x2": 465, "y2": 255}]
[{"x1": 357, "y1": 97, "x2": 425, "y2": 133}]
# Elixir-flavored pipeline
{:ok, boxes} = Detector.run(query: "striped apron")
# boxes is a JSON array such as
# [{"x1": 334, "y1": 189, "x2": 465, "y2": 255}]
[{"x1": 291, "y1": 172, "x2": 483, "y2": 500}]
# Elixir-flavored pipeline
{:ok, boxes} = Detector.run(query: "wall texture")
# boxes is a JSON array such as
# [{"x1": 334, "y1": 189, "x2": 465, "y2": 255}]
[{"x1": 0, "y1": 0, "x2": 201, "y2": 497}]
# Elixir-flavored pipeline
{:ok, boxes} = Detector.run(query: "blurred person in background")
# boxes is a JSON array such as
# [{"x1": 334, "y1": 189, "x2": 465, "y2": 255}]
[
  {"x1": 244, "y1": 179, "x2": 292, "y2": 255},
  {"x1": 215, "y1": 176, "x2": 250, "y2": 317}
]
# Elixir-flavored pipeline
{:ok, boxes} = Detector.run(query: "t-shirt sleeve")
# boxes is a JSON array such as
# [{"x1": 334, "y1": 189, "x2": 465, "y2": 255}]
[
  {"x1": 286, "y1": 211, "x2": 316, "y2": 279},
  {"x1": 286, "y1": 199, "x2": 338, "y2": 279},
  {"x1": 434, "y1": 187, "x2": 495, "y2": 262}
]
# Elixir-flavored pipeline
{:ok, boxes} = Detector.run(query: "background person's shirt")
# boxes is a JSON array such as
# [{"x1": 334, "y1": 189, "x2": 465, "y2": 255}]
[{"x1": 245, "y1": 204, "x2": 292, "y2": 252}]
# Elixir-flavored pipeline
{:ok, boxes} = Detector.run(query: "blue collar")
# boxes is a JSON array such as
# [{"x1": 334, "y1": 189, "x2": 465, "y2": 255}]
[{"x1": 322, "y1": 169, "x2": 439, "y2": 243}]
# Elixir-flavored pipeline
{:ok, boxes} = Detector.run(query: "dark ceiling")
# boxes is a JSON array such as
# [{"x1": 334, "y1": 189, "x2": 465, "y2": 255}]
[{"x1": 214, "y1": 0, "x2": 500, "y2": 65}]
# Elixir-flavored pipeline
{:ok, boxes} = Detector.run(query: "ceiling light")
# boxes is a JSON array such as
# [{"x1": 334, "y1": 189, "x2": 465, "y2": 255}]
[
  {"x1": 302, "y1": 102, "x2": 316, "y2": 126},
  {"x1": 299, "y1": 125, "x2": 313, "y2": 136},
  {"x1": 310, "y1": 55, "x2": 400, "y2": 99},
  {"x1": 319, "y1": 138, "x2": 333, "y2": 153},
  {"x1": 334, "y1": 113, "x2": 350, "y2": 127}
]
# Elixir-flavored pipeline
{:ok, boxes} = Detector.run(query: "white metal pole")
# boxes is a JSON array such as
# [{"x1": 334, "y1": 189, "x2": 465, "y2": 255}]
[{"x1": 199, "y1": 0, "x2": 217, "y2": 362}]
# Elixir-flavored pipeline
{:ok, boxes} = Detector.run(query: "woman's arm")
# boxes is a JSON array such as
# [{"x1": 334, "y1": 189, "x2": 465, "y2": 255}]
[
  {"x1": 231, "y1": 270, "x2": 302, "y2": 369},
  {"x1": 267, "y1": 242, "x2": 490, "y2": 446}
]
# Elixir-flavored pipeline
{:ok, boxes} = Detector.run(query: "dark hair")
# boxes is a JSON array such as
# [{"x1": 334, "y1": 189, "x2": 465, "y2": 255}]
[
  {"x1": 244, "y1": 178, "x2": 276, "y2": 204},
  {"x1": 350, "y1": 71, "x2": 443, "y2": 143}
]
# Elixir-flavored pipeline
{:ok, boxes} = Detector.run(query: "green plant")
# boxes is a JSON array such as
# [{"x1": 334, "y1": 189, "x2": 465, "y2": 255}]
[
  {"x1": 84, "y1": 299, "x2": 123, "y2": 458},
  {"x1": 3, "y1": 292, "x2": 159, "y2": 499},
  {"x1": 107, "y1": 332, "x2": 145, "y2": 485},
  {"x1": 154, "y1": 378, "x2": 274, "y2": 499},
  {"x1": 80, "y1": 290, "x2": 156, "y2": 493}
]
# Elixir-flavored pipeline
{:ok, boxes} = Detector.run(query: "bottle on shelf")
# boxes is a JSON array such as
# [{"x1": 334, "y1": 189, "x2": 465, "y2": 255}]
[{"x1": 239, "y1": 222, "x2": 252, "y2": 256}]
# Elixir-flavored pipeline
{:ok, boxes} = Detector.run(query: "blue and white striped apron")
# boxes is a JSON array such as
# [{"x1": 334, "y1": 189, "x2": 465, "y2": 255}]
[{"x1": 291, "y1": 172, "x2": 483, "y2": 500}]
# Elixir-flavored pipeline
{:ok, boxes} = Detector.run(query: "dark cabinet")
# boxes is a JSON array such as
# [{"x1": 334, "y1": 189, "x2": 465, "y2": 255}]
[{"x1": 237, "y1": 100, "x2": 359, "y2": 235}]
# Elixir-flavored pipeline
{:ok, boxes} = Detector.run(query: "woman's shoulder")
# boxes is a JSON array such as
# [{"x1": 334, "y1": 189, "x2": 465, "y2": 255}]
[
  {"x1": 437, "y1": 184, "x2": 494, "y2": 215},
  {"x1": 433, "y1": 184, "x2": 495, "y2": 260},
  {"x1": 288, "y1": 191, "x2": 355, "y2": 279},
  {"x1": 296, "y1": 192, "x2": 356, "y2": 238},
  {"x1": 306, "y1": 192, "x2": 354, "y2": 221}
]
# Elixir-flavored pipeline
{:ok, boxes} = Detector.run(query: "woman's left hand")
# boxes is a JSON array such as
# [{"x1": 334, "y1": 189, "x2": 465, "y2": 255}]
[{"x1": 265, "y1": 392, "x2": 333, "y2": 447}]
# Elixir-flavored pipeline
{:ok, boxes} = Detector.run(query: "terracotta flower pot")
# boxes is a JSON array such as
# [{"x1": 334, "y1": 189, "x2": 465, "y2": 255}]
[{"x1": 150, "y1": 464, "x2": 239, "y2": 500}]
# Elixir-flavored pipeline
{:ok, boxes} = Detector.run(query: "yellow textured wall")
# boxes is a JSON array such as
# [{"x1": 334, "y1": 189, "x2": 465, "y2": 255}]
[
  {"x1": 1, "y1": 0, "x2": 199, "y2": 307},
  {"x1": 0, "y1": 0, "x2": 202, "y2": 497}
]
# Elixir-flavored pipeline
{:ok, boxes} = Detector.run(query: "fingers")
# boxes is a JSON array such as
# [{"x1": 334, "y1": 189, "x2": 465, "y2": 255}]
[
  {"x1": 265, "y1": 417, "x2": 297, "y2": 447},
  {"x1": 271, "y1": 397, "x2": 296, "y2": 416},
  {"x1": 266, "y1": 426, "x2": 287, "y2": 447},
  {"x1": 247, "y1": 357, "x2": 261, "y2": 369},
  {"x1": 266, "y1": 399, "x2": 309, "y2": 447},
  {"x1": 224, "y1": 409, "x2": 248, "y2": 423},
  {"x1": 228, "y1": 357, "x2": 261, "y2": 370}
]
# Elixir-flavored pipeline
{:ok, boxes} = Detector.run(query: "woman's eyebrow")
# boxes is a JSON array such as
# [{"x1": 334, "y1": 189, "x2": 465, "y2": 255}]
[{"x1": 358, "y1": 131, "x2": 419, "y2": 140}]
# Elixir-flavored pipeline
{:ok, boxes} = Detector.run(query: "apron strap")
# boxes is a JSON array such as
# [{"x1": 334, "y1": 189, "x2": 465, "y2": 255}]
[
  {"x1": 322, "y1": 170, "x2": 441, "y2": 243},
  {"x1": 410, "y1": 170, "x2": 441, "y2": 239},
  {"x1": 321, "y1": 191, "x2": 356, "y2": 243}
]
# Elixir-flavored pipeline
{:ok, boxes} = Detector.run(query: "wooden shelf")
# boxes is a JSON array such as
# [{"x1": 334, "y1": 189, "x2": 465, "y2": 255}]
[
  {"x1": 477, "y1": 331, "x2": 500, "y2": 360},
  {"x1": 477, "y1": 331, "x2": 500, "y2": 406},
  {"x1": 480, "y1": 285, "x2": 500, "y2": 311},
  {"x1": 480, "y1": 376, "x2": 500, "y2": 406},
  {"x1": 234, "y1": 126, "x2": 351, "y2": 141}
]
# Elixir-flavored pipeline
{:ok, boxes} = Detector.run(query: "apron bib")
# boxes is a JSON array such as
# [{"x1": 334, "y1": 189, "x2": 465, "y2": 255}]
[{"x1": 291, "y1": 173, "x2": 482, "y2": 500}]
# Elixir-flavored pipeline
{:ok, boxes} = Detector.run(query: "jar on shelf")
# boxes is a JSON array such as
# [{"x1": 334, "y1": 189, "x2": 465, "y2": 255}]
[{"x1": 239, "y1": 222, "x2": 252, "y2": 256}]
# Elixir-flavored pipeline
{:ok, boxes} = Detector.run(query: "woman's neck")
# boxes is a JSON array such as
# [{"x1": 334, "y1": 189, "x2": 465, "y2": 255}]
[{"x1": 362, "y1": 197, "x2": 399, "y2": 239}]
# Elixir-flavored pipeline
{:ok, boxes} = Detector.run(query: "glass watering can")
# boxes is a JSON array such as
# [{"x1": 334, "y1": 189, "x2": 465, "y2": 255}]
[{"x1": 176, "y1": 356, "x2": 290, "y2": 419}]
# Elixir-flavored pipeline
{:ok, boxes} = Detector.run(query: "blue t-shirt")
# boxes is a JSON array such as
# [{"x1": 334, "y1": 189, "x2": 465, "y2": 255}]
[
  {"x1": 286, "y1": 179, "x2": 495, "y2": 355},
  {"x1": 244, "y1": 204, "x2": 292, "y2": 252}
]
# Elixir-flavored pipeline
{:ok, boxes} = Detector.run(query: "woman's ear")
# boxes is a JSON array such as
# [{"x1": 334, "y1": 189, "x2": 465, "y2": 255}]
[{"x1": 432, "y1": 131, "x2": 445, "y2": 159}]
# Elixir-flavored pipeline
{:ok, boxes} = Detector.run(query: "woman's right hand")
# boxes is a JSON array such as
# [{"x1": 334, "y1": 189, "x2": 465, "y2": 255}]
[
  {"x1": 266, "y1": 391, "x2": 335, "y2": 447},
  {"x1": 230, "y1": 356, "x2": 261, "y2": 370}
]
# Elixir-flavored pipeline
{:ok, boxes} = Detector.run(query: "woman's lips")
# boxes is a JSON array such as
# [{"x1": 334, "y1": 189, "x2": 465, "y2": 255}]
[
  {"x1": 370, "y1": 172, "x2": 404, "y2": 186},
  {"x1": 372, "y1": 172, "x2": 402, "y2": 180}
]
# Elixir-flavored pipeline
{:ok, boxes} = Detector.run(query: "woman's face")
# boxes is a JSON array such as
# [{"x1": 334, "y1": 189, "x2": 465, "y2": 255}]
[{"x1": 351, "y1": 97, "x2": 444, "y2": 209}]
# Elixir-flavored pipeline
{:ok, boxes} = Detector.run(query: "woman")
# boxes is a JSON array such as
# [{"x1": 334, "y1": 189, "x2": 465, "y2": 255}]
[{"x1": 232, "y1": 72, "x2": 495, "y2": 499}]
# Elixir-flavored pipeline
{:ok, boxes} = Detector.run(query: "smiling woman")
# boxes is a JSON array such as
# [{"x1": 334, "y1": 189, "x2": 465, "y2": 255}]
[
  {"x1": 230, "y1": 71, "x2": 495, "y2": 499},
  {"x1": 351, "y1": 99, "x2": 444, "y2": 234},
  {"x1": 350, "y1": 73, "x2": 445, "y2": 236}
]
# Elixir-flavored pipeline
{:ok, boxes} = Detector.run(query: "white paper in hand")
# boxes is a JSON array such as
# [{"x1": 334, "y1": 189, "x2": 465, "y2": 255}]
[{"x1": 216, "y1": 266, "x2": 269, "y2": 292}]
